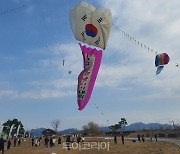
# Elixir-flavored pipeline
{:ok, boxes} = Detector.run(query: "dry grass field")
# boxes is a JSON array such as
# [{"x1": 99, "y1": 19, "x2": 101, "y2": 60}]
[{"x1": 3, "y1": 137, "x2": 180, "y2": 154}]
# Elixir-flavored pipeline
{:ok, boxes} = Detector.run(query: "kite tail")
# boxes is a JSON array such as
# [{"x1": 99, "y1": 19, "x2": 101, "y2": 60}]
[{"x1": 77, "y1": 43, "x2": 102, "y2": 110}]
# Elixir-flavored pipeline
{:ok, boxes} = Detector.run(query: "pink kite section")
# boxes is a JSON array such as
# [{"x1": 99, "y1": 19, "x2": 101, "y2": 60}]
[{"x1": 77, "y1": 43, "x2": 102, "y2": 110}]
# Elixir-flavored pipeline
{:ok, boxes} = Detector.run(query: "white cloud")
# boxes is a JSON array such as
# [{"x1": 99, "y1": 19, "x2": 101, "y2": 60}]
[
  {"x1": 24, "y1": 5, "x2": 34, "y2": 14},
  {"x1": 29, "y1": 43, "x2": 82, "y2": 73},
  {"x1": 97, "y1": 64, "x2": 141, "y2": 87},
  {"x1": 0, "y1": 89, "x2": 75, "y2": 100},
  {"x1": 19, "y1": 89, "x2": 75, "y2": 99},
  {"x1": 28, "y1": 79, "x2": 77, "y2": 90},
  {"x1": 102, "y1": 0, "x2": 180, "y2": 57},
  {"x1": 96, "y1": 0, "x2": 180, "y2": 94},
  {"x1": 0, "y1": 90, "x2": 18, "y2": 99}
]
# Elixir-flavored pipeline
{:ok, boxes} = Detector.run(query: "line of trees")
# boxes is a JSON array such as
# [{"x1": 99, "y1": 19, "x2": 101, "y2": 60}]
[
  {"x1": 2, "y1": 118, "x2": 25, "y2": 137},
  {"x1": 109, "y1": 118, "x2": 128, "y2": 133}
]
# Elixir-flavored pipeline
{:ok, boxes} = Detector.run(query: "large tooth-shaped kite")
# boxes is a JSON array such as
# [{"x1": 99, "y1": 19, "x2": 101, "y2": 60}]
[
  {"x1": 69, "y1": 1, "x2": 112, "y2": 50},
  {"x1": 69, "y1": 2, "x2": 112, "y2": 110}
]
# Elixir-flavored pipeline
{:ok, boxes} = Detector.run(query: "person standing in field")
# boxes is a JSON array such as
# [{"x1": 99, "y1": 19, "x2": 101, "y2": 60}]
[
  {"x1": 81, "y1": 136, "x2": 85, "y2": 143},
  {"x1": 18, "y1": 138, "x2": 21, "y2": 146},
  {"x1": 58, "y1": 136, "x2": 61, "y2": 144},
  {"x1": 0, "y1": 135, "x2": 4, "y2": 154},
  {"x1": 77, "y1": 135, "x2": 81, "y2": 144},
  {"x1": 114, "y1": 135, "x2": 117, "y2": 144},
  {"x1": 66, "y1": 135, "x2": 71, "y2": 150},
  {"x1": 7, "y1": 139, "x2": 11, "y2": 150},
  {"x1": 121, "y1": 134, "x2": 125, "y2": 145},
  {"x1": 45, "y1": 136, "x2": 49, "y2": 148},
  {"x1": 142, "y1": 134, "x2": 145, "y2": 142},
  {"x1": 14, "y1": 137, "x2": 17, "y2": 147},
  {"x1": 154, "y1": 134, "x2": 157, "y2": 141},
  {"x1": 49, "y1": 137, "x2": 53, "y2": 147},
  {"x1": 137, "y1": 134, "x2": 141, "y2": 142},
  {"x1": 52, "y1": 137, "x2": 56, "y2": 146},
  {"x1": 31, "y1": 137, "x2": 34, "y2": 146}
]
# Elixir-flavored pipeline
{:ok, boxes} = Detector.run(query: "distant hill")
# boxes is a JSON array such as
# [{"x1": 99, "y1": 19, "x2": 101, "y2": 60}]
[
  {"x1": 30, "y1": 122, "x2": 173, "y2": 136},
  {"x1": 59, "y1": 128, "x2": 81, "y2": 135},
  {"x1": 125, "y1": 122, "x2": 172, "y2": 131},
  {"x1": 100, "y1": 122, "x2": 173, "y2": 132},
  {"x1": 58, "y1": 122, "x2": 173, "y2": 134},
  {"x1": 30, "y1": 128, "x2": 46, "y2": 137}
]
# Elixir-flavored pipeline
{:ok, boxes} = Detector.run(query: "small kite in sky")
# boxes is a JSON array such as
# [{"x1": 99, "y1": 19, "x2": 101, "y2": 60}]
[
  {"x1": 155, "y1": 53, "x2": 170, "y2": 75},
  {"x1": 68, "y1": 71, "x2": 72, "y2": 74},
  {"x1": 175, "y1": 63, "x2": 179, "y2": 67},
  {"x1": 62, "y1": 59, "x2": 65, "y2": 66}
]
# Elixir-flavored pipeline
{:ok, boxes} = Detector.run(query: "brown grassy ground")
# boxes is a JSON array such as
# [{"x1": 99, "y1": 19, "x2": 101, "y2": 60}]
[{"x1": 3, "y1": 137, "x2": 180, "y2": 154}]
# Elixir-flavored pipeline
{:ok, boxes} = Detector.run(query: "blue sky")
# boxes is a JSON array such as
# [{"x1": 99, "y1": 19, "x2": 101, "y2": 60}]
[{"x1": 0, "y1": 0, "x2": 180, "y2": 131}]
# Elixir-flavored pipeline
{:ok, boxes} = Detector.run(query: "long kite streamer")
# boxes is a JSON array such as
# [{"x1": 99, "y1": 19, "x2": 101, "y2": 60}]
[{"x1": 77, "y1": 43, "x2": 102, "y2": 110}]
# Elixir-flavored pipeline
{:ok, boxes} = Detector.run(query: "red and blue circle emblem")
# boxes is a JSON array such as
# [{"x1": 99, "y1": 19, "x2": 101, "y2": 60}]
[{"x1": 85, "y1": 24, "x2": 98, "y2": 37}]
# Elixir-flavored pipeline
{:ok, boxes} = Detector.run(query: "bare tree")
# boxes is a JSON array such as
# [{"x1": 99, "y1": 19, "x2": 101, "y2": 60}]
[
  {"x1": 51, "y1": 120, "x2": 60, "y2": 132},
  {"x1": 82, "y1": 121, "x2": 100, "y2": 136}
]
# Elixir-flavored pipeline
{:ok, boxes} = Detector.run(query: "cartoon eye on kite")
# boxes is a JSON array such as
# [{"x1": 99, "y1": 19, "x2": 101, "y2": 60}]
[
  {"x1": 155, "y1": 53, "x2": 170, "y2": 75},
  {"x1": 69, "y1": 2, "x2": 112, "y2": 110}
]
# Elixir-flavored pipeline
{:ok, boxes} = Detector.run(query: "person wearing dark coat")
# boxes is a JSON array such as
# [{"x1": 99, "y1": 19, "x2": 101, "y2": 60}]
[
  {"x1": 58, "y1": 136, "x2": 61, "y2": 144},
  {"x1": 14, "y1": 137, "x2": 17, "y2": 147},
  {"x1": 0, "y1": 136, "x2": 4, "y2": 154},
  {"x1": 66, "y1": 135, "x2": 71, "y2": 150},
  {"x1": 154, "y1": 134, "x2": 157, "y2": 141},
  {"x1": 121, "y1": 134, "x2": 125, "y2": 145},
  {"x1": 142, "y1": 134, "x2": 145, "y2": 142},
  {"x1": 137, "y1": 134, "x2": 141, "y2": 142},
  {"x1": 49, "y1": 137, "x2": 53, "y2": 148},
  {"x1": 31, "y1": 137, "x2": 35, "y2": 146},
  {"x1": 114, "y1": 135, "x2": 117, "y2": 144},
  {"x1": 45, "y1": 136, "x2": 49, "y2": 148},
  {"x1": 7, "y1": 139, "x2": 11, "y2": 150},
  {"x1": 77, "y1": 136, "x2": 81, "y2": 144},
  {"x1": 18, "y1": 138, "x2": 21, "y2": 146}
]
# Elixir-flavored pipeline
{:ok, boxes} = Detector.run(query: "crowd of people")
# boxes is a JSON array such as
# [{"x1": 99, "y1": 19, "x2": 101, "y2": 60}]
[
  {"x1": 65, "y1": 135, "x2": 85, "y2": 150},
  {"x1": 0, "y1": 133, "x2": 159, "y2": 153},
  {"x1": 44, "y1": 136, "x2": 60, "y2": 148},
  {"x1": 114, "y1": 134, "x2": 124, "y2": 144},
  {"x1": 0, "y1": 134, "x2": 81, "y2": 153},
  {"x1": 113, "y1": 134, "x2": 158, "y2": 145},
  {"x1": 30, "y1": 134, "x2": 85, "y2": 151},
  {"x1": 0, "y1": 135, "x2": 22, "y2": 154},
  {"x1": 137, "y1": 134, "x2": 158, "y2": 142}
]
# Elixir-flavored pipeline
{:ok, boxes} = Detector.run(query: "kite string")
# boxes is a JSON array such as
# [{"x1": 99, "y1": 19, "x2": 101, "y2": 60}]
[
  {"x1": 0, "y1": 5, "x2": 27, "y2": 16},
  {"x1": 94, "y1": 103, "x2": 110, "y2": 128},
  {"x1": 112, "y1": 24, "x2": 158, "y2": 55},
  {"x1": 112, "y1": 24, "x2": 179, "y2": 68}
]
